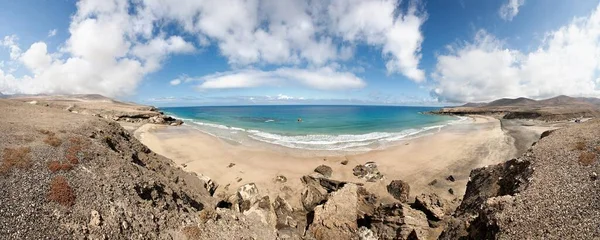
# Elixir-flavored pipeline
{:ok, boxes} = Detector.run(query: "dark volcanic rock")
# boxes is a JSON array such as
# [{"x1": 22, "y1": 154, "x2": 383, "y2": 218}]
[
  {"x1": 446, "y1": 175, "x2": 455, "y2": 182},
  {"x1": 387, "y1": 180, "x2": 410, "y2": 202},
  {"x1": 314, "y1": 164, "x2": 333, "y2": 178}
]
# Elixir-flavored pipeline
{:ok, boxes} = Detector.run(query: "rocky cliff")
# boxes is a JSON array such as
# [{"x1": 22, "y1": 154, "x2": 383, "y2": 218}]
[{"x1": 440, "y1": 120, "x2": 600, "y2": 239}]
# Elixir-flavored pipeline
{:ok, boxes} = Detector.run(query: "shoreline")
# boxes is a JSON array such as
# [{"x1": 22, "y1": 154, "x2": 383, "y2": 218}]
[{"x1": 134, "y1": 115, "x2": 557, "y2": 210}]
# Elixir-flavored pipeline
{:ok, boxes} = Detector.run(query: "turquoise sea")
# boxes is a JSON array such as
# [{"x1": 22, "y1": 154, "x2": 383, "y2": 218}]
[{"x1": 161, "y1": 105, "x2": 462, "y2": 151}]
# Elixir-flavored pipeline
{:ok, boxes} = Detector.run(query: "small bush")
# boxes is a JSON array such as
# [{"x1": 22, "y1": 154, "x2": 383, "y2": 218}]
[
  {"x1": 182, "y1": 225, "x2": 201, "y2": 240},
  {"x1": 47, "y1": 176, "x2": 75, "y2": 207},
  {"x1": 66, "y1": 146, "x2": 80, "y2": 164},
  {"x1": 47, "y1": 161, "x2": 73, "y2": 173},
  {"x1": 0, "y1": 147, "x2": 32, "y2": 174},
  {"x1": 574, "y1": 141, "x2": 586, "y2": 151},
  {"x1": 579, "y1": 152, "x2": 597, "y2": 166},
  {"x1": 44, "y1": 135, "x2": 62, "y2": 147}
]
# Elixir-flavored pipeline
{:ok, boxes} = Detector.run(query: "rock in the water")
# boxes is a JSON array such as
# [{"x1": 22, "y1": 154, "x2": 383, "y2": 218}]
[
  {"x1": 413, "y1": 193, "x2": 446, "y2": 221},
  {"x1": 353, "y1": 162, "x2": 384, "y2": 182},
  {"x1": 89, "y1": 210, "x2": 102, "y2": 227},
  {"x1": 446, "y1": 175, "x2": 455, "y2": 182},
  {"x1": 314, "y1": 165, "x2": 333, "y2": 178},
  {"x1": 387, "y1": 180, "x2": 410, "y2": 202},
  {"x1": 309, "y1": 184, "x2": 359, "y2": 240}
]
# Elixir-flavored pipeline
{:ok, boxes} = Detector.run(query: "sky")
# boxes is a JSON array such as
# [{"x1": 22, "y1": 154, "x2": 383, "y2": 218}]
[{"x1": 1, "y1": 0, "x2": 600, "y2": 106}]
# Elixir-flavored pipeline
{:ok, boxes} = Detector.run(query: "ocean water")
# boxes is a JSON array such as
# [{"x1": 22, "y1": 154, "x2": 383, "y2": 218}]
[{"x1": 161, "y1": 105, "x2": 461, "y2": 152}]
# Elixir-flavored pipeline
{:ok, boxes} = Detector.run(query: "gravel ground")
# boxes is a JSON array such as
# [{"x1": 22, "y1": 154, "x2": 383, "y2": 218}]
[{"x1": 498, "y1": 120, "x2": 600, "y2": 239}]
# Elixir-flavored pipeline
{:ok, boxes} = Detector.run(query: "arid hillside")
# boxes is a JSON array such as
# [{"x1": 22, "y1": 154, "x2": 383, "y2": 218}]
[{"x1": 434, "y1": 95, "x2": 600, "y2": 121}]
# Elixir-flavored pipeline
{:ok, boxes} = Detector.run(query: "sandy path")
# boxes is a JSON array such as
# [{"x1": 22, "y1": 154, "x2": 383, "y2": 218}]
[{"x1": 134, "y1": 116, "x2": 524, "y2": 209}]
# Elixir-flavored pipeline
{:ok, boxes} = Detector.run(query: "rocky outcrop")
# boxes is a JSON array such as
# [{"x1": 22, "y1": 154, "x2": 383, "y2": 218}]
[
  {"x1": 413, "y1": 193, "x2": 447, "y2": 221},
  {"x1": 309, "y1": 184, "x2": 360, "y2": 239},
  {"x1": 353, "y1": 162, "x2": 384, "y2": 182},
  {"x1": 439, "y1": 158, "x2": 533, "y2": 239},
  {"x1": 314, "y1": 165, "x2": 333, "y2": 178},
  {"x1": 369, "y1": 203, "x2": 430, "y2": 240},
  {"x1": 387, "y1": 180, "x2": 411, "y2": 202}
]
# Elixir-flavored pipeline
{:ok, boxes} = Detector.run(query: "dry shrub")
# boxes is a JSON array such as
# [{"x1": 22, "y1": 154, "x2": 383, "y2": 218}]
[
  {"x1": 0, "y1": 147, "x2": 32, "y2": 174},
  {"x1": 48, "y1": 176, "x2": 75, "y2": 207},
  {"x1": 47, "y1": 161, "x2": 73, "y2": 173},
  {"x1": 66, "y1": 147, "x2": 80, "y2": 164},
  {"x1": 38, "y1": 129, "x2": 53, "y2": 135},
  {"x1": 182, "y1": 225, "x2": 202, "y2": 240},
  {"x1": 65, "y1": 137, "x2": 90, "y2": 164},
  {"x1": 579, "y1": 152, "x2": 597, "y2": 166},
  {"x1": 44, "y1": 135, "x2": 62, "y2": 147},
  {"x1": 574, "y1": 141, "x2": 586, "y2": 151}
]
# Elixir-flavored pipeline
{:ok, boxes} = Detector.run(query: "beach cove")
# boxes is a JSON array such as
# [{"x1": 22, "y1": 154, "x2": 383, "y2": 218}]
[{"x1": 134, "y1": 115, "x2": 555, "y2": 210}]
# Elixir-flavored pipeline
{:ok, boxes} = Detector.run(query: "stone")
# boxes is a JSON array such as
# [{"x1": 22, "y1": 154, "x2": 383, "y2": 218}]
[
  {"x1": 89, "y1": 210, "x2": 102, "y2": 227},
  {"x1": 274, "y1": 175, "x2": 287, "y2": 183},
  {"x1": 446, "y1": 175, "x2": 455, "y2": 182},
  {"x1": 301, "y1": 185, "x2": 327, "y2": 211},
  {"x1": 314, "y1": 165, "x2": 333, "y2": 178},
  {"x1": 448, "y1": 188, "x2": 454, "y2": 195},
  {"x1": 341, "y1": 160, "x2": 349, "y2": 165},
  {"x1": 236, "y1": 183, "x2": 260, "y2": 212},
  {"x1": 273, "y1": 196, "x2": 298, "y2": 229},
  {"x1": 353, "y1": 162, "x2": 384, "y2": 182},
  {"x1": 414, "y1": 193, "x2": 446, "y2": 221},
  {"x1": 309, "y1": 184, "x2": 359, "y2": 240},
  {"x1": 198, "y1": 174, "x2": 218, "y2": 196},
  {"x1": 227, "y1": 163, "x2": 236, "y2": 168},
  {"x1": 428, "y1": 179, "x2": 438, "y2": 186},
  {"x1": 591, "y1": 172, "x2": 598, "y2": 180},
  {"x1": 358, "y1": 226, "x2": 377, "y2": 240},
  {"x1": 369, "y1": 203, "x2": 430, "y2": 240},
  {"x1": 243, "y1": 195, "x2": 277, "y2": 227},
  {"x1": 387, "y1": 180, "x2": 410, "y2": 202}
]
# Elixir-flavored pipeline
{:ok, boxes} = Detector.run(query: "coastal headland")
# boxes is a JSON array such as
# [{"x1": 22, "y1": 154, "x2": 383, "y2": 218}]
[{"x1": 1, "y1": 94, "x2": 597, "y2": 239}]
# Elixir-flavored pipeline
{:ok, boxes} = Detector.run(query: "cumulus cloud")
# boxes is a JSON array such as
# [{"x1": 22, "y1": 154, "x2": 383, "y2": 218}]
[
  {"x1": 196, "y1": 67, "x2": 366, "y2": 90},
  {"x1": 499, "y1": 0, "x2": 525, "y2": 21},
  {"x1": 0, "y1": 0, "x2": 427, "y2": 96},
  {"x1": 0, "y1": 0, "x2": 194, "y2": 96},
  {"x1": 169, "y1": 79, "x2": 181, "y2": 86},
  {"x1": 433, "y1": 4, "x2": 600, "y2": 102}
]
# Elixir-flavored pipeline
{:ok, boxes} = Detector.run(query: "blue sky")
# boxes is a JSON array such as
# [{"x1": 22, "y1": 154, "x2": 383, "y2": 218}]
[{"x1": 1, "y1": 0, "x2": 600, "y2": 106}]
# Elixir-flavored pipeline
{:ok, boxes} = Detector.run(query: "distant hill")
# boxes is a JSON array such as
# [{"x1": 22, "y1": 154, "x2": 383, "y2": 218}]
[
  {"x1": 486, "y1": 97, "x2": 537, "y2": 107},
  {"x1": 434, "y1": 95, "x2": 600, "y2": 121}
]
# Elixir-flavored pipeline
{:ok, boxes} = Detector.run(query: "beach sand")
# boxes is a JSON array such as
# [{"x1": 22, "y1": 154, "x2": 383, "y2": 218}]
[{"x1": 134, "y1": 115, "x2": 554, "y2": 209}]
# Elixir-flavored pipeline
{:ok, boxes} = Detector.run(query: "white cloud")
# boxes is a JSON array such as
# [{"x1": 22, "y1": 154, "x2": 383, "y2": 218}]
[
  {"x1": 48, "y1": 29, "x2": 57, "y2": 37},
  {"x1": 0, "y1": 0, "x2": 426, "y2": 96},
  {"x1": 328, "y1": 0, "x2": 426, "y2": 81},
  {"x1": 196, "y1": 67, "x2": 366, "y2": 90},
  {"x1": 169, "y1": 79, "x2": 181, "y2": 86},
  {"x1": 1, "y1": 35, "x2": 22, "y2": 60},
  {"x1": 433, "y1": 4, "x2": 600, "y2": 102},
  {"x1": 499, "y1": 0, "x2": 525, "y2": 21}
]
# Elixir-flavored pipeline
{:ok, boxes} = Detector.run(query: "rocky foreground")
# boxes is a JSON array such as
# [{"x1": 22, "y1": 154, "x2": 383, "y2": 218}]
[{"x1": 1, "y1": 97, "x2": 599, "y2": 239}]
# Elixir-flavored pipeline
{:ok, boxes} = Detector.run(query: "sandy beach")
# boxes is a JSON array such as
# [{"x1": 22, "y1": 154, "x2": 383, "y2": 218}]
[{"x1": 134, "y1": 115, "x2": 556, "y2": 210}]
